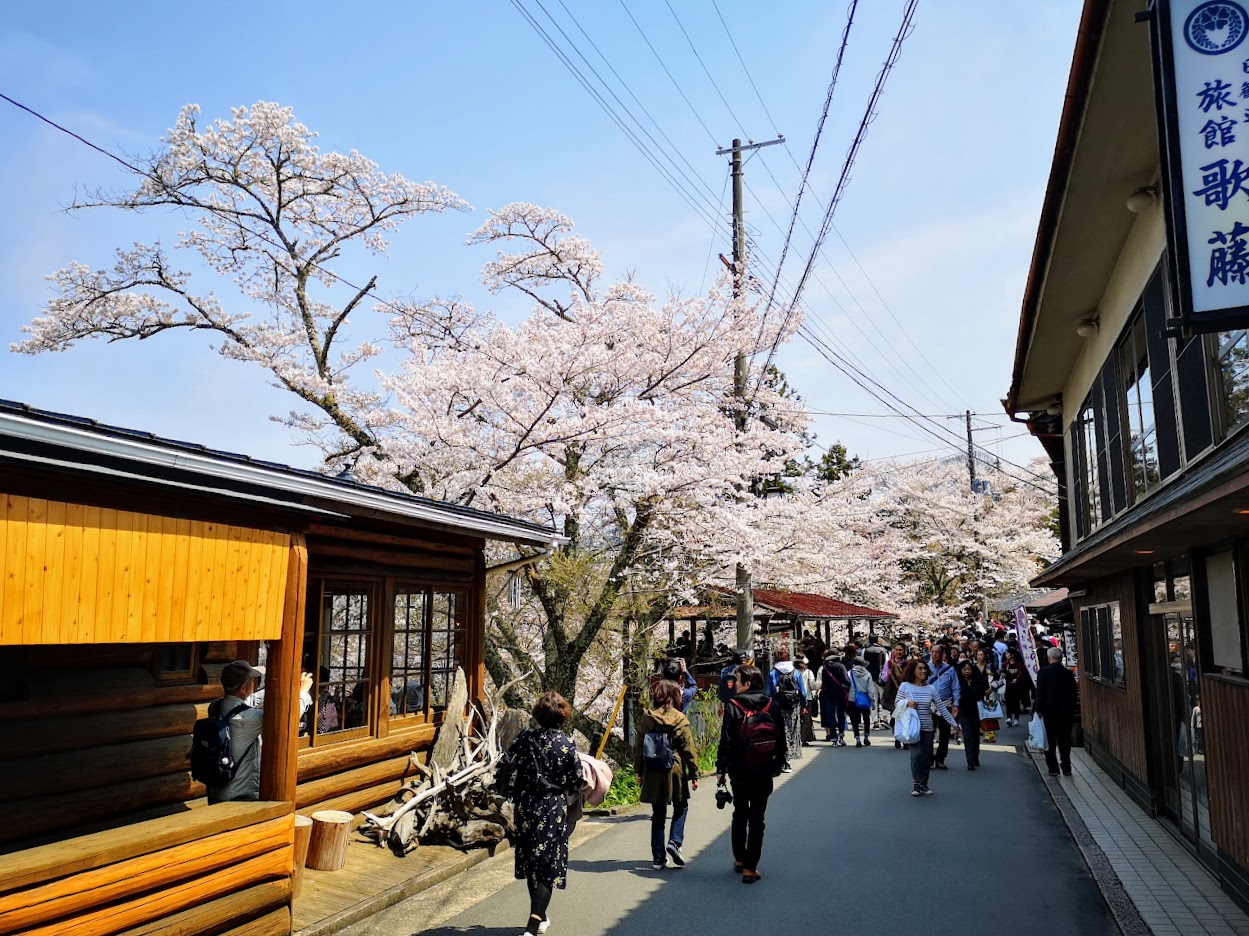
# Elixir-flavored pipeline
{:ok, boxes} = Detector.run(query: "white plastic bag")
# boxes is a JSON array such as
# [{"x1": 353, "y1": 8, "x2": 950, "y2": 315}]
[
  {"x1": 1027, "y1": 713, "x2": 1048, "y2": 752},
  {"x1": 893, "y1": 705, "x2": 921, "y2": 745}
]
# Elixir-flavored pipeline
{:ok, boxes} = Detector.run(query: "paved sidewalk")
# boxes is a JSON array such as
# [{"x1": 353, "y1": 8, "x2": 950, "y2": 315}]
[{"x1": 1038, "y1": 747, "x2": 1249, "y2": 936}]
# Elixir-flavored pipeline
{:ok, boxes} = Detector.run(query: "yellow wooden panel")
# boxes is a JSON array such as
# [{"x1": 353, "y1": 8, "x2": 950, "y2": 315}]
[
  {"x1": 219, "y1": 525, "x2": 244, "y2": 638},
  {"x1": 39, "y1": 501, "x2": 66, "y2": 645},
  {"x1": 126, "y1": 512, "x2": 147, "y2": 642},
  {"x1": 0, "y1": 496, "x2": 19, "y2": 645},
  {"x1": 206, "y1": 523, "x2": 230, "y2": 635},
  {"x1": 78, "y1": 506, "x2": 101, "y2": 644},
  {"x1": 140, "y1": 515, "x2": 163, "y2": 643},
  {"x1": 253, "y1": 528, "x2": 271, "y2": 641},
  {"x1": 163, "y1": 514, "x2": 189, "y2": 644},
  {"x1": 21, "y1": 498, "x2": 47, "y2": 645},
  {"x1": 60, "y1": 503, "x2": 86, "y2": 643},
  {"x1": 184, "y1": 520, "x2": 206, "y2": 634},
  {"x1": 0, "y1": 495, "x2": 290, "y2": 645}
]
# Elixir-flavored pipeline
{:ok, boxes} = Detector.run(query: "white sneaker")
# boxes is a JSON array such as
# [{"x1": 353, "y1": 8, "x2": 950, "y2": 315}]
[
  {"x1": 652, "y1": 861, "x2": 666, "y2": 870},
  {"x1": 538, "y1": 918, "x2": 551, "y2": 934}
]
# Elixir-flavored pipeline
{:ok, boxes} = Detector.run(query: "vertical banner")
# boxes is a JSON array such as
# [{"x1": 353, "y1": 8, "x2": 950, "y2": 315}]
[
  {"x1": 1155, "y1": 0, "x2": 1249, "y2": 330},
  {"x1": 1015, "y1": 606, "x2": 1041, "y2": 683}
]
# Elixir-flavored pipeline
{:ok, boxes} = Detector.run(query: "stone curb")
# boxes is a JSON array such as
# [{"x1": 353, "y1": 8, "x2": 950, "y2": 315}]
[{"x1": 1025, "y1": 747, "x2": 1151, "y2": 936}]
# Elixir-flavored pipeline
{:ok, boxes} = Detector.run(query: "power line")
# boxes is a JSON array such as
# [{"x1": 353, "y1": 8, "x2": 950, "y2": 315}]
[
  {"x1": 758, "y1": 0, "x2": 858, "y2": 352},
  {"x1": 664, "y1": 0, "x2": 749, "y2": 135},
  {"x1": 785, "y1": 0, "x2": 920, "y2": 330},
  {"x1": 511, "y1": 0, "x2": 725, "y2": 233}
]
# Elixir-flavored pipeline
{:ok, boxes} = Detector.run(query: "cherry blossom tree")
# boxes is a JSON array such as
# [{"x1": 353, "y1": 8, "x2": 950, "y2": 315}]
[
  {"x1": 14, "y1": 101, "x2": 469, "y2": 447},
  {"x1": 13, "y1": 102, "x2": 807, "y2": 759}
]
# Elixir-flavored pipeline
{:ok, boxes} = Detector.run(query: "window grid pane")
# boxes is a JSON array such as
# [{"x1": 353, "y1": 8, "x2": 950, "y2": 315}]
[
  {"x1": 392, "y1": 590, "x2": 428, "y2": 717},
  {"x1": 317, "y1": 587, "x2": 371, "y2": 737}
]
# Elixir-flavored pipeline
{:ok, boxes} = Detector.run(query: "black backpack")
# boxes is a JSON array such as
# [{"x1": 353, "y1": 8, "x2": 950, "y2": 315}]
[
  {"x1": 189, "y1": 703, "x2": 253, "y2": 787},
  {"x1": 732, "y1": 698, "x2": 779, "y2": 771},
  {"x1": 776, "y1": 670, "x2": 801, "y2": 710},
  {"x1": 641, "y1": 728, "x2": 676, "y2": 772}
]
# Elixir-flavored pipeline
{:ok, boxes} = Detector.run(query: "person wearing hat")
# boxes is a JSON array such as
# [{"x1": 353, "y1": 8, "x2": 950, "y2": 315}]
[{"x1": 207, "y1": 660, "x2": 266, "y2": 804}]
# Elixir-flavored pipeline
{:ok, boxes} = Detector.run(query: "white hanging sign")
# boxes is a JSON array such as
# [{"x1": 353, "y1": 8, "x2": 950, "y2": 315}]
[{"x1": 1157, "y1": 1, "x2": 1249, "y2": 329}]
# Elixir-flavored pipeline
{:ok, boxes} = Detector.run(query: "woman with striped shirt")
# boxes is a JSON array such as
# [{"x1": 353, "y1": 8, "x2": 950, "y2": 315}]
[{"x1": 896, "y1": 659, "x2": 960, "y2": 796}]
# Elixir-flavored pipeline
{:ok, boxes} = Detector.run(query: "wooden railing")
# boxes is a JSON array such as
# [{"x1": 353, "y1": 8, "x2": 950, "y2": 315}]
[{"x1": 0, "y1": 801, "x2": 294, "y2": 936}]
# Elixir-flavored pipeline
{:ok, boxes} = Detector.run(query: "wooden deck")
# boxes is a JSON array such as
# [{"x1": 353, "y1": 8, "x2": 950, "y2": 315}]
[{"x1": 293, "y1": 832, "x2": 508, "y2": 936}]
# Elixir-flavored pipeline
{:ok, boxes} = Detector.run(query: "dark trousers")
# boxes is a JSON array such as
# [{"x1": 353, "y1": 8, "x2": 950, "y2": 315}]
[
  {"x1": 1043, "y1": 714, "x2": 1073, "y2": 773},
  {"x1": 958, "y1": 712, "x2": 981, "y2": 766},
  {"x1": 728, "y1": 772, "x2": 773, "y2": 871},
  {"x1": 1004, "y1": 684, "x2": 1026, "y2": 721},
  {"x1": 821, "y1": 694, "x2": 846, "y2": 738},
  {"x1": 932, "y1": 714, "x2": 952, "y2": 764},
  {"x1": 650, "y1": 800, "x2": 688, "y2": 863},
  {"x1": 910, "y1": 729, "x2": 934, "y2": 786},
  {"x1": 848, "y1": 707, "x2": 871, "y2": 738}
]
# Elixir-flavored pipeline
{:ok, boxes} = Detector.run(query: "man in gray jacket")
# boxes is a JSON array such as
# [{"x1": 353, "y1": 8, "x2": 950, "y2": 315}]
[{"x1": 207, "y1": 660, "x2": 266, "y2": 804}]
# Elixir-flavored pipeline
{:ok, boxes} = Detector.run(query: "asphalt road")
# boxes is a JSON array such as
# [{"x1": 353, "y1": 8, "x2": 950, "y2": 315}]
[{"x1": 346, "y1": 721, "x2": 1116, "y2": 936}]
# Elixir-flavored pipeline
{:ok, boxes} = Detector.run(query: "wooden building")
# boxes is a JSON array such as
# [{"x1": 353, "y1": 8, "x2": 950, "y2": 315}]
[
  {"x1": 0, "y1": 400, "x2": 559, "y2": 935},
  {"x1": 1006, "y1": 0, "x2": 1249, "y2": 913}
]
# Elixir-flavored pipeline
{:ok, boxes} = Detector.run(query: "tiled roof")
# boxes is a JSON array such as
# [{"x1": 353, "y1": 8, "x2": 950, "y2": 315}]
[{"x1": 704, "y1": 585, "x2": 895, "y2": 619}]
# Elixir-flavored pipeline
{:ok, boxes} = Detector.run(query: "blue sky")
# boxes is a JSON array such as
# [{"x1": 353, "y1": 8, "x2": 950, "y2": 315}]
[{"x1": 0, "y1": 1, "x2": 1081, "y2": 475}]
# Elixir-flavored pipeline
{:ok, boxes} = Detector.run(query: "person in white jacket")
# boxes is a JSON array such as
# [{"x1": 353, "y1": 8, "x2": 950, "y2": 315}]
[{"x1": 847, "y1": 657, "x2": 879, "y2": 747}]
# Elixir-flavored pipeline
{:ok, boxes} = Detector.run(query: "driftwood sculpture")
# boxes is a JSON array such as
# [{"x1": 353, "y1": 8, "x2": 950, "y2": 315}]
[{"x1": 361, "y1": 669, "x2": 529, "y2": 855}]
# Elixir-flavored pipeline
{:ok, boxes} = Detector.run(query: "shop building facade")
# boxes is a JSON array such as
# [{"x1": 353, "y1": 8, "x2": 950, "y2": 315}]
[{"x1": 1007, "y1": 0, "x2": 1249, "y2": 912}]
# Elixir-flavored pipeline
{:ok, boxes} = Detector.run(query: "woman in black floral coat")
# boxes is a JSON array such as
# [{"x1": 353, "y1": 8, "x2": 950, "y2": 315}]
[{"x1": 505, "y1": 691, "x2": 584, "y2": 936}]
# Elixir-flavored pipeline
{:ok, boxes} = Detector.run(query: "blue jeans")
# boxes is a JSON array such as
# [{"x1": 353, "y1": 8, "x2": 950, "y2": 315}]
[
  {"x1": 651, "y1": 799, "x2": 688, "y2": 862},
  {"x1": 910, "y1": 729, "x2": 934, "y2": 786}
]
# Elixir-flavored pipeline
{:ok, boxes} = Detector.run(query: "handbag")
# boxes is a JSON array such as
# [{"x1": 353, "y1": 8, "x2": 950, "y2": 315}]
[
  {"x1": 978, "y1": 698, "x2": 1003, "y2": 721},
  {"x1": 850, "y1": 672, "x2": 871, "y2": 711},
  {"x1": 1027, "y1": 713, "x2": 1048, "y2": 752},
  {"x1": 893, "y1": 703, "x2": 921, "y2": 745}
]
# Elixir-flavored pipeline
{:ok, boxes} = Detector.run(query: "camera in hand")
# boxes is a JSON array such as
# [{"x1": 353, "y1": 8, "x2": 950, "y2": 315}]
[{"x1": 715, "y1": 782, "x2": 733, "y2": 809}]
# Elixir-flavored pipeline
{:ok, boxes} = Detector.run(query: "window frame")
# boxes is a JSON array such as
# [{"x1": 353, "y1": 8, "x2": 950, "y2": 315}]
[
  {"x1": 300, "y1": 572, "x2": 473, "y2": 747},
  {"x1": 1080, "y1": 601, "x2": 1125, "y2": 689},
  {"x1": 1117, "y1": 309, "x2": 1161, "y2": 505},
  {"x1": 152, "y1": 642, "x2": 201, "y2": 687},
  {"x1": 1072, "y1": 396, "x2": 1104, "y2": 539}
]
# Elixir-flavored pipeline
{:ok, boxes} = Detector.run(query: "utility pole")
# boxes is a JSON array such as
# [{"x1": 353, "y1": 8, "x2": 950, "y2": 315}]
[
  {"x1": 965, "y1": 410, "x2": 977, "y2": 493},
  {"x1": 716, "y1": 135, "x2": 784, "y2": 656}
]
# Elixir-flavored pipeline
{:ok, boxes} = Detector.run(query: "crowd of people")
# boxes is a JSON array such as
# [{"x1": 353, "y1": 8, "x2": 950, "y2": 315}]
[{"x1": 497, "y1": 621, "x2": 1077, "y2": 932}]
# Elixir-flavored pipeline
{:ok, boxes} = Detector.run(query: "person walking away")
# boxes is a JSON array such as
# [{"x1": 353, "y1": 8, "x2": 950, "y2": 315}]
[
  {"x1": 503, "y1": 692, "x2": 585, "y2": 936},
  {"x1": 1034, "y1": 646, "x2": 1078, "y2": 776},
  {"x1": 819, "y1": 651, "x2": 850, "y2": 746},
  {"x1": 796, "y1": 657, "x2": 817, "y2": 746},
  {"x1": 637, "y1": 679, "x2": 700, "y2": 870},
  {"x1": 863, "y1": 635, "x2": 888, "y2": 728},
  {"x1": 1002, "y1": 649, "x2": 1029, "y2": 727},
  {"x1": 765, "y1": 648, "x2": 806, "y2": 771},
  {"x1": 881, "y1": 644, "x2": 907, "y2": 749},
  {"x1": 717, "y1": 664, "x2": 786, "y2": 883},
  {"x1": 847, "y1": 656, "x2": 878, "y2": 747},
  {"x1": 896, "y1": 660, "x2": 959, "y2": 796},
  {"x1": 955, "y1": 661, "x2": 987, "y2": 770},
  {"x1": 926, "y1": 644, "x2": 960, "y2": 771}
]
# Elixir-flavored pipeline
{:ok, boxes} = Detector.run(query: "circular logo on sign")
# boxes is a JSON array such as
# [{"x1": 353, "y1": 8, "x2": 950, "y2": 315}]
[{"x1": 1185, "y1": 1, "x2": 1249, "y2": 54}]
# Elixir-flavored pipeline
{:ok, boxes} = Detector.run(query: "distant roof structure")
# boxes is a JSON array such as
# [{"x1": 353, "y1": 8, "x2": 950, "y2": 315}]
[
  {"x1": 669, "y1": 585, "x2": 896, "y2": 622},
  {"x1": 0, "y1": 399, "x2": 563, "y2": 547}
]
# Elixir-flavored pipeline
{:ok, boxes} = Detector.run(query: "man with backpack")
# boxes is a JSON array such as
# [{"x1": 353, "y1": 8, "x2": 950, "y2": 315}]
[
  {"x1": 716, "y1": 664, "x2": 786, "y2": 884},
  {"x1": 196, "y1": 660, "x2": 266, "y2": 804}
]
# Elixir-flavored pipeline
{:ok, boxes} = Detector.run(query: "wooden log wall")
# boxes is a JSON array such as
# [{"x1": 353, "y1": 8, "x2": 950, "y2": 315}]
[
  {"x1": 0, "y1": 494, "x2": 290, "y2": 645},
  {"x1": 0, "y1": 642, "x2": 245, "y2": 849},
  {"x1": 1072, "y1": 569, "x2": 1149, "y2": 782},
  {"x1": 295, "y1": 723, "x2": 436, "y2": 820},
  {"x1": 0, "y1": 801, "x2": 294, "y2": 936},
  {"x1": 1203, "y1": 675, "x2": 1249, "y2": 872}
]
